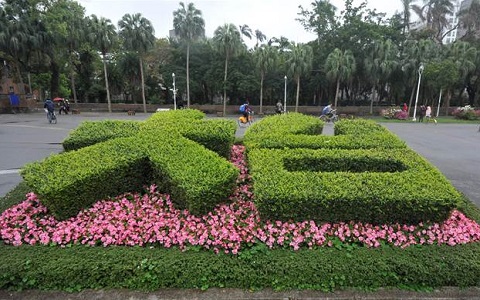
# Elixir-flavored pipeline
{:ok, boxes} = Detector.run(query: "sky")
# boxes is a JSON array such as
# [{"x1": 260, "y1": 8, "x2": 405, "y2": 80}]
[{"x1": 79, "y1": 0, "x2": 404, "y2": 48}]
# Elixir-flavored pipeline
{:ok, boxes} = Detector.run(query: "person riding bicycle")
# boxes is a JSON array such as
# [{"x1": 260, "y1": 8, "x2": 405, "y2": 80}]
[
  {"x1": 239, "y1": 101, "x2": 251, "y2": 123},
  {"x1": 44, "y1": 98, "x2": 55, "y2": 114},
  {"x1": 321, "y1": 104, "x2": 334, "y2": 118}
]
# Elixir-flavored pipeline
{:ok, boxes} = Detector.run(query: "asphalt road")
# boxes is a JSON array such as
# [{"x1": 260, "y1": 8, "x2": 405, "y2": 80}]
[{"x1": 0, "y1": 113, "x2": 479, "y2": 208}]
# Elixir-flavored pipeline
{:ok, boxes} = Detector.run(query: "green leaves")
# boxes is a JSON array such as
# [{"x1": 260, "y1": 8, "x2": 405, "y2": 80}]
[
  {"x1": 22, "y1": 110, "x2": 238, "y2": 219},
  {"x1": 246, "y1": 116, "x2": 461, "y2": 224}
]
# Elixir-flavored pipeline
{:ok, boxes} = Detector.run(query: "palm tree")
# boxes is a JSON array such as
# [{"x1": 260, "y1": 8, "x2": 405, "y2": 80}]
[
  {"x1": 254, "y1": 29, "x2": 266, "y2": 47},
  {"x1": 364, "y1": 39, "x2": 399, "y2": 114},
  {"x1": 286, "y1": 43, "x2": 313, "y2": 112},
  {"x1": 173, "y1": 2, "x2": 205, "y2": 108},
  {"x1": 212, "y1": 23, "x2": 245, "y2": 116},
  {"x1": 448, "y1": 41, "x2": 477, "y2": 81},
  {"x1": 118, "y1": 13, "x2": 156, "y2": 113},
  {"x1": 447, "y1": 41, "x2": 477, "y2": 106},
  {"x1": 400, "y1": 39, "x2": 421, "y2": 115},
  {"x1": 239, "y1": 24, "x2": 253, "y2": 40},
  {"x1": 325, "y1": 48, "x2": 356, "y2": 108},
  {"x1": 254, "y1": 44, "x2": 278, "y2": 114},
  {"x1": 89, "y1": 15, "x2": 116, "y2": 113},
  {"x1": 457, "y1": 0, "x2": 480, "y2": 41},
  {"x1": 0, "y1": 6, "x2": 36, "y2": 96},
  {"x1": 411, "y1": 0, "x2": 455, "y2": 43},
  {"x1": 401, "y1": 0, "x2": 414, "y2": 35},
  {"x1": 65, "y1": 16, "x2": 86, "y2": 104}
]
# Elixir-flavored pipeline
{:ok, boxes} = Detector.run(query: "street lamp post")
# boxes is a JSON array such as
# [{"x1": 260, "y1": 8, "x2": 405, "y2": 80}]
[
  {"x1": 284, "y1": 75, "x2": 287, "y2": 113},
  {"x1": 172, "y1": 73, "x2": 177, "y2": 110},
  {"x1": 412, "y1": 64, "x2": 424, "y2": 122}
]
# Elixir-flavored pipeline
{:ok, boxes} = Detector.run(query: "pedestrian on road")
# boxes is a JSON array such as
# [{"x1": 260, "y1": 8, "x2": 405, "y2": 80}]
[{"x1": 418, "y1": 105, "x2": 426, "y2": 122}]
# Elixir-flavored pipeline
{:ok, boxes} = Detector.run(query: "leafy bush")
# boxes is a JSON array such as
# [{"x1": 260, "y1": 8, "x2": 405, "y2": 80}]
[
  {"x1": 451, "y1": 105, "x2": 480, "y2": 120},
  {"x1": 62, "y1": 120, "x2": 141, "y2": 151},
  {"x1": 1, "y1": 244, "x2": 479, "y2": 291},
  {"x1": 21, "y1": 109, "x2": 239, "y2": 219},
  {"x1": 381, "y1": 106, "x2": 408, "y2": 120},
  {"x1": 249, "y1": 148, "x2": 461, "y2": 224},
  {"x1": 21, "y1": 137, "x2": 151, "y2": 220},
  {"x1": 245, "y1": 118, "x2": 405, "y2": 150},
  {"x1": 142, "y1": 131, "x2": 239, "y2": 215}
]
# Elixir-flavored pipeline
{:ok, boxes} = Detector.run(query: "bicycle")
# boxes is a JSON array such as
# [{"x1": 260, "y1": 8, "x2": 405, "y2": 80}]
[
  {"x1": 45, "y1": 109, "x2": 57, "y2": 124},
  {"x1": 319, "y1": 109, "x2": 338, "y2": 123},
  {"x1": 238, "y1": 111, "x2": 254, "y2": 127}
]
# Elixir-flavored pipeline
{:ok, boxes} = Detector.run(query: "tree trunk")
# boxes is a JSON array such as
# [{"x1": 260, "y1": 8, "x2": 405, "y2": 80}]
[
  {"x1": 370, "y1": 85, "x2": 376, "y2": 115},
  {"x1": 103, "y1": 55, "x2": 111, "y2": 113},
  {"x1": 445, "y1": 89, "x2": 451, "y2": 116},
  {"x1": 223, "y1": 54, "x2": 229, "y2": 117},
  {"x1": 186, "y1": 43, "x2": 190, "y2": 108},
  {"x1": 259, "y1": 74, "x2": 264, "y2": 114},
  {"x1": 70, "y1": 56, "x2": 78, "y2": 104},
  {"x1": 295, "y1": 76, "x2": 300, "y2": 112},
  {"x1": 407, "y1": 83, "x2": 415, "y2": 117},
  {"x1": 27, "y1": 72, "x2": 32, "y2": 95},
  {"x1": 334, "y1": 78, "x2": 340, "y2": 108},
  {"x1": 50, "y1": 60, "x2": 60, "y2": 99},
  {"x1": 140, "y1": 57, "x2": 147, "y2": 113}
]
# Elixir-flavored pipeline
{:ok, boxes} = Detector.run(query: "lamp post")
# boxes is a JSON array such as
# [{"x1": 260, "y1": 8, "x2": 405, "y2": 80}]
[
  {"x1": 284, "y1": 75, "x2": 287, "y2": 113},
  {"x1": 412, "y1": 63, "x2": 424, "y2": 121},
  {"x1": 172, "y1": 73, "x2": 177, "y2": 110}
]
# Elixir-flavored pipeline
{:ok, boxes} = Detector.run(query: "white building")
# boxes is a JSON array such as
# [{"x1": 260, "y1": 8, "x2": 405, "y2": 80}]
[{"x1": 442, "y1": 0, "x2": 462, "y2": 44}]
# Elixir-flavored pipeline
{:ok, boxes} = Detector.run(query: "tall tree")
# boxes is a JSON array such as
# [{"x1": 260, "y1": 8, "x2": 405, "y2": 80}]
[
  {"x1": 212, "y1": 23, "x2": 245, "y2": 116},
  {"x1": 297, "y1": 0, "x2": 338, "y2": 45},
  {"x1": 89, "y1": 15, "x2": 116, "y2": 112},
  {"x1": 411, "y1": 0, "x2": 455, "y2": 43},
  {"x1": 364, "y1": 39, "x2": 399, "y2": 114},
  {"x1": 401, "y1": 0, "x2": 414, "y2": 35},
  {"x1": 325, "y1": 48, "x2": 356, "y2": 107},
  {"x1": 254, "y1": 29, "x2": 266, "y2": 47},
  {"x1": 457, "y1": 0, "x2": 480, "y2": 42},
  {"x1": 173, "y1": 2, "x2": 205, "y2": 108},
  {"x1": 286, "y1": 43, "x2": 313, "y2": 112},
  {"x1": 239, "y1": 24, "x2": 253, "y2": 40},
  {"x1": 118, "y1": 13, "x2": 156, "y2": 113},
  {"x1": 254, "y1": 44, "x2": 278, "y2": 114}
]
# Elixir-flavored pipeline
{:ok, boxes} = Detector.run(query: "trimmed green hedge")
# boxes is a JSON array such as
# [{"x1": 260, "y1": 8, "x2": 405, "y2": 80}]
[
  {"x1": 244, "y1": 114, "x2": 405, "y2": 150},
  {"x1": 22, "y1": 137, "x2": 151, "y2": 220},
  {"x1": 21, "y1": 109, "x2": 239, "y2": 219},
  {"x1": 62, "y1": 110, "x2": 236, "y2": 158},
  {"x1": 142, "y1": 131, "x2": 239, "y2": 215},
  {"x1": 1, "y1": 244, "x2": 479, "y2": 291},
  {"x1": 142, "y1": 112, "x2": 236, "y2": 159},
  {"x1": 245, "y1": 112, "x2": 323, "y2": 136},
  {"x1": 248, "y1": 148, "x2": 461, "y2": 224},
  {"x1": 62, "y1": 120, "x2": 141, "y2": 151}
]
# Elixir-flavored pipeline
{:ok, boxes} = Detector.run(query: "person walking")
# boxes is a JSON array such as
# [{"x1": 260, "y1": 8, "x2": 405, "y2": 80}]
[
  {"x1": 418, "y1": 105, "x2": 426, "y2": 122},
  {"x1": 275, "y1": 101, "x2": 283, "y2": 114}
]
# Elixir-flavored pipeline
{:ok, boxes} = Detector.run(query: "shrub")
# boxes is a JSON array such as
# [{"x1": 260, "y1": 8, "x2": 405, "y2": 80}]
[
  {"x1": 381, "y1": 106, "x2": 408, "y2": 120},
  {"x1": 142, "y1": 131, "x2": 239, "y2": 215},
  {"x1": 452, "y1": 105, "x2": 479, "y2": 120},
  {"x1": 0, "y1": 244, "x2": 479, "y2": 291},
  {"x1": 22, "y1": 137, "x2": 150, "y2": 220},
  {"x1": 62, "y1": 120, "x2": 141, "y2": 151},
  {"x1": 249, "y1": 148, "x2": 461, "y2": 224}
]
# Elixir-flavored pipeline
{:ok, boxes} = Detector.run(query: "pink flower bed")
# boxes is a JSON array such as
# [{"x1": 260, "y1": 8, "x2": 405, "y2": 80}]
[{"x1": 1, "y1": 145, "x2": 479, "y2": 253}]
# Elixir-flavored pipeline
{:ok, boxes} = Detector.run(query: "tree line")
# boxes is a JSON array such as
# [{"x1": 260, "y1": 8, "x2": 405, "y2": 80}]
[{"x1": 1, "y1": 0, "x2": 479, "y2": 114}]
